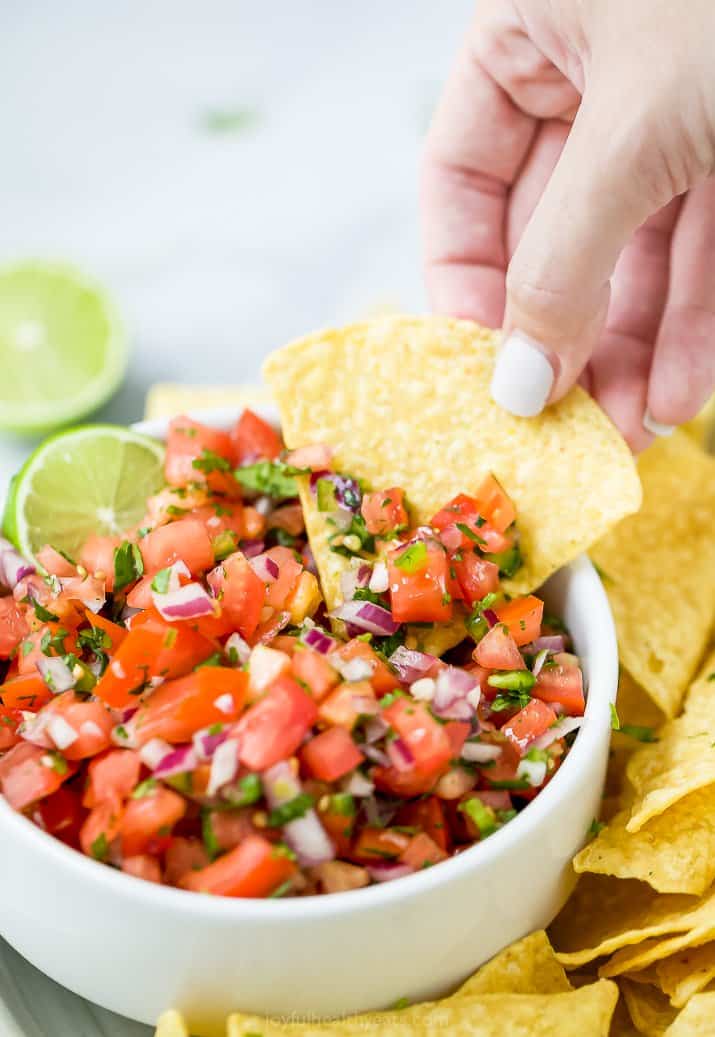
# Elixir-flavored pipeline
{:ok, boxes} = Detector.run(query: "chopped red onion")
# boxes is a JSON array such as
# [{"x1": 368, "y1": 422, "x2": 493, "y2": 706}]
[
  {"x1": 285, "y1": 443, "x2": 333, "y2": 470},
  {"x1": 19, "y1": 711, "x2": 52, "y2": 747},
  {"x1": 225, "y1": 632, "x2": 251, "y2": 665},
  {"x1": 340, "y1": 771, "x2": 375, "y2": 797},
  {"x1": 249, "y1": 644, "x2": 290, "y2": 692},
  {"x1": 363, "y1": 794, "x2": 399, "y2": 828},
  {"x1": 477, "y1": 789, "x2": 513, "y2": 812},
  {"x1": 516, "y1": 756, "x2": 547, "y2": 787},
  {"x1": 302, "y1": 544, "x2": 317, "y2": 575},
  {"x1": 46, "y1": 715, "x2": 79, "y2": 751},
  {"x1": 483, "y1": 608, "x2": 499, "y2": 628},
  {"x1": 262, "y1": 760, "x2": 334, "y2": 866},
  {"x1": 339, "y1": 562, "x2": 371, "y2": 603},
  {"x1": 431, "y1": 666, "x2": 479, "y2": 721},
  {"x1": 332, "y1": 655, "x2": 375, "y2": 683},
  {"x1": 350, "y1": 693, "x2": 380, "y2": 717},
  {"x1": 241, "y1": 538, "x2": 265, "y2": 559},
  {"x1": 330, "y1": 600, "x2": 399, "y2": 636},
  {"x1": 532, "y1": 648, "x2": 551, "y2": 677},
  {"x1": 207, "y1": 739, "x2": 240, "y2": 795},
  {"x1": 300, "y1": 626, "x2": 337, "y2": 655},
  {"x1": 253, "y1": 496, "x2": 273, "y2": 516},
  {"x1": 119, "y1": 706, "x2": 139, "y2": 724},
  {"x1": 438, "y1": 525, "x2": 462, "y2": 552},
  {"x1": 368, "y1": 561, "x2": 389, "y2": 594},
  {"x1": 249, "y1": 553, "x2": 280, "y2": 583},
  {"x1": 531, "y1": 715, "x2": 583, "y2": 751},
  {"x1": 388, "y1": 645, "x2": 436, "y2": 685},
  {"x1": 79, "y1": 720, "x2": 104, "y2": 740},
  {"x1": 362, "y1": 715, "x2": 389, "y2": 744},
  {"x1": 309, "y1": 470, "x2": 361, "y2": 511},
  {"x1": 360, "y1": 744, "x2": 391, "y2": 767},
  {"x1": 262, "y1": 760, "x2": 301, "y2": 804},
  {"x1": 154, "y1": 744, "x2": 198, "y2": 779},
  {"x1": 525, "y1": 635, "x2": 567, "y2": 654},
  {"x1": 193, "y1": 726, "x2": 228, "y2": 761},
  {"x1": 367, "y1": 862, "x2": 414, "y2": 883},
  {"x1": 153, "y1": 582, "x2": 215, "y2": 620},
  {"x1": 139, "y1": 738, "x2": 173, "y2": 770},
  {"x1": 386, "y1": 737, "x2": 414, "y2": 773},
  {"x1": 112, "y1": 720, "x2": 138, "y2": 749},
  {"x1": 36, "y1": 656, "x2": 75, "y2": 694},
  {"x1": 0, "y1": 538, "x2": 35, "y2": 589},
  {"x1": 461, "y1": 741, "x2": 502, "y2": 764},
  {"x1": 213, "y1": 693, "x2": 235, "y2": 715},
  {"x1": 120, "y1": 605, "x2": 142, "y2": 623},
  {"x1": 206, "y1": 563, "x2": 224, "y2": 597}
]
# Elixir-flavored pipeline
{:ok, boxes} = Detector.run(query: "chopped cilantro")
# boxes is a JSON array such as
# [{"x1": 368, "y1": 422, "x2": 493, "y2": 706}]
[
  {"x1": 610, "y1": 703, "x2": 621, "y2": 731},
  {"x1": 393, "y1": 541, "x2": 427, "y2": 573},
  {"x1": 212, "y1": 530, "x2": 238, "y2": 561},
  {"x1": 458, "y1": 797, "x2": 497, "y2": 837},
  {"x1": 392, "y1": 997, "x2": 410, "y2": 1010},
  {"x1": 150, "y1": 567, "x2": 172, "y2": 594},
  {"x1": 268, "y1": 880, "x2": 294, "y2": 899},
  {"x1": 487, "y1": 670, "x2": 536, "y2": 693},
  {"x1": 201, "y1": 810, "x2": 222, "y2": 860},
  {"x1": 484, "y1": 543, "x2": 522, "y2": 578},
  {"x1": 42, "y1": 751, "x2": 69, "y2": 775},
  {"x1": 272, "y1": 528, "x2": 297, "y2": 548},
  {"x1": 328, "y1": 793, "x2": 356, "y2": 816},
  {"x1": 165, "y1": 505, "x2": 188, "y2": 517},
  {"x1": 27, "y1": 599, "x2": 59, "y2": 623},
  {"x1": 224, "y1": 772, "x2": 262, "y2": 807},
  {"x1": 352, "y1": 587, "x2": 383, "y2": 605},
  {"x1": 40, "y1": 627, "x2": 69, "y2": 657},
  {"x1": 455, "y1": 522, "x2": 486, "y2": 546},
  {"x1": 194, "y1": 651, "x2": 224, "y2": 670},
  {"x1": 90, "y1": 833, "x2": 109, "y2": 861},
  {"x1": 619, "y1": 724, "x2": 659, "y2": 743},
  {"x1": 267, "y1": 793, "x2": 313, "y2": 827},
  {"x1": 588, "y1": 818, "x2": 605, "y2": 837},
  {"x1": 593, "y1": 562, "x2": 611, "y2": 584},
  {"x1": 113, "y1": 541, "x2": 144, "y2": 591},
  {"x1": 192, "y1": 449, "x2": 231, "y2": 474},
  {"x1": 132, "y1": 778, "x2": 158, "y2": 799},
  {"x1": 234, "y1": 460, "x2": 307, "y2": 500}
]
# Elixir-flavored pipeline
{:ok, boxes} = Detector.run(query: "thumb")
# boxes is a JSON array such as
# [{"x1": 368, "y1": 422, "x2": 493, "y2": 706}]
[{"x1": 490, "y1": 92, "x2": 661, "y2": 417}]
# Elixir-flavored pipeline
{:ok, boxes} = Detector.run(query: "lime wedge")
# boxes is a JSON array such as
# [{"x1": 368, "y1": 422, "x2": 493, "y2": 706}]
[
  {"x1": 0, "y1": 262, "x2": 127, "y2": 433},
  {"x1": 2, "y1": 425, "x2": 165, "y2": 562}
]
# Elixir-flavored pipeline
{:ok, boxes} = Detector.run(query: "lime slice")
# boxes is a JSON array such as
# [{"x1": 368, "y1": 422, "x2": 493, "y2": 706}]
[
  {"x1": 0, "y1": 262, "x2": 127, "y2": 433},
  {"x1": 2, "y1": 425, "x2": 165, "y2": 562}
]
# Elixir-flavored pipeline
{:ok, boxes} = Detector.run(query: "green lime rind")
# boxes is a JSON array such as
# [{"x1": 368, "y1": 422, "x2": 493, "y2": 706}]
[
  {"x1": 0, "y1": 260, "x2": 127, "y2": 433},
  {"x1": 2, "y1": 425, "x2": 166, "y2": 563}
]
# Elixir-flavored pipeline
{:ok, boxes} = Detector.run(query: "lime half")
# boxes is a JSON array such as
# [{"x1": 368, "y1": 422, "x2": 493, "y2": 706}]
[
  {"x1": 0, "y1": 262, "x2": 127, "y2": 433},
  {"x1": 2, "y1": 425, "x2": 165, "y2": 562}
]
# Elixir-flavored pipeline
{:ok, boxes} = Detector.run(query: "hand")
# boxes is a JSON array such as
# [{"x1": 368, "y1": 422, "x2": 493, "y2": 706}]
[{"x1": 422, "y1": 0, "x2": 715, "y2": 450}]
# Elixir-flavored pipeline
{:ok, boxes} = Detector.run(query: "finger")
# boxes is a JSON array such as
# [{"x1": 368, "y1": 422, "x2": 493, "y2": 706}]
[
  {"x1": 587, "y1": 198, "x2": 682, "y2": 451},
  {"x1": 647, "y1": 178, "x2": 715, "y2": 428},
  {"x1": 492, "y1": 90, "x2": 667, "y2": 417},
  {"x1": 506, "y1": 119, "x2": 569, "y2": 260}
]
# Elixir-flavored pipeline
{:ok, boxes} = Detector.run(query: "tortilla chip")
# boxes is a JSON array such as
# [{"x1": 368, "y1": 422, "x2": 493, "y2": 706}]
[
  {"x1": 227, "y1": 984, "x2": 618, "y2": 1037},
  {"x1": 144, "y1": 382, "x2": 273, "y2": 420},
  {"x1": 657, "y1": 942, "x2": 715, "y2": 1008},
  {"x1": 458, "y1": 930, "x2": 572, "y2": 996},
  {"x1": 573, "y1": 784, "x2": 715, "y2": 895},
  {"x1": 591, "y1": 432, "x2": 715, "y2": 718},
  {"x1": 617, "y1": 670, "x2": 667, "y2": 732},
  {"x1": 601, "y1": 924, "x2": 715, "y2": 980},
  {"x1": 610, "y1": 995, "x2": 643, "y2": 1037},
  {"x1": 620, "y1": 979, "x2": 679, "y2": 1036},
  {"x1": 265, "y1": 316, "x2": 640, "y2": 610},
  {"x1": 625, "y1": 649, "x2": 715, "y2": 832},
  {"x1": 663, "y1": 992, "x2": 715, "y2": 1036},
  {"x1": 550, "y1": 874, "x2": 699, "y2": 968},
  {"x1": 683, "y1": 394, "x2": 715, "y2": 453},
  {"x1": 154, "y1": 1011, "x2": 189, "y2": 1037},
  {"x1": 624, "y1": 965, "x2": 663, "y2": 987}
]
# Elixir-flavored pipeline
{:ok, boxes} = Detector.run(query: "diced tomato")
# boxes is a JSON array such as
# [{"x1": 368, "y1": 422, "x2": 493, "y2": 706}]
[
  {"x1": 395, "y1": 796, "x2": 450, "y2": 852},
  {"x1": 387, "y1": 538, "x2": 452, "y2": 625},
  {"x1": 473, "y1": 474, "x2": 516, "y2": 533},
  {"x1": 267, "y1": 503, "x2": 305, "y2": 537},
  {"x1": 502, "y1": 699, "x2": 557, "y2": 756},
  {"x1": 317, "y1": 681, "x2": 376, "y2": 730},
  {"x1": 231, "y1": 409, "x2": 282, "y2": 465},
  {"x1": 84, "y1": 749, "x2": 142, "y2": 808},
  {"x1": 1, "y1": 672, "x2": 53, "y2": 711},
  {"x1": 301, "y1": 727, "x2": 364, "y2": 782},
  {"x1": 211, "y1": 552, "x2": 264, "y2": 639},
  {"x1": 361, "y1": 488, "x2": 408, "y2": 536},
  {"x1": 93, "y1": 625, "x2": 168, "y2": 708},
  {"x1": 332, "y1": 639, "x2": 397, "y2": 694},
  {"x1": 451, "y1": 552, "x2": 500, "y2": 606},
  {"x1": 122, "y1": 855, "x2": 162, "y2": 883},
  {"x1": 383, "y1": 698, "x2": 452, "y2": 780},
  {"x1": 262, "y1": 546, "x2": 303, "y2": 610},
  {"x1": 351, "y1": 826, "x2": 410, "y2": 863},
  {"x1": 291, "y1": 648, "x2": 339, "y2": 700},
  {"x1": 317, "y1": 801, "x2": 355, "y2": 857},
  {"x1": 191, "y1": 500, "x2": 245, "y2": 541},
  {"x1": 494, "y1": 595, "x2": 544, "y2": 647},
  {"x1": 400, "y1": 832, "x2": 448, "y2": 869},
  {"x1": 534, "y1": 655, "x2": 585, "y2": 716},
  {"x1": 165, "y1": 416, "x2": 236, "y2": 493},
  {"x1": 479, "y1": 526, "x2": 514, "y2": 554},
  {"x1": 79, "y1": 535, "x2": 121, "y2": 589},
  {"x1": 235, "y1": 675, "x2": 317, "y2": 771},
  {"x1": 125, "y1": 575, "x2": 155, "y2": 610},
  {"x1": 80, "y1": 798, "x2": 124, "y2": 859},
  {"x1": 120, "y1": 786, "x2": 186, "y2": 857},
  {"x1": 0, "y1": 741, "x2": 68, "y2": 810},
  {"x1": 0, "y1": 707, "x2": 23, "y2": 749},
  {"x1": 0, "y1": 598, "x2": 29, "y2": 659},
  {"x1": 128, "y1": 609, "x2": 215, "y2": 680},
  {"x1": 473, "y1": 624, "x2": 525, "y2": 670},
  {"x1": 372, "y1": 763, "x2": 442, "y2": 797},
  {"x1": 431, "y1": 493, "x2": 491, "y2": 551},
  {"x1": 164, "y1": 836, "x2": 210, "y2": 885},
  {"x1": 86, "y1": 610, "x2": 127, "y2": 653},
  {"x1": 17, "y1": 622, "x2": 78, "y2": 677},
  {"x1": 35, "y1": 545, "x2": 76, "y2": 578},
  {"x1": 43, "y1": 693, "x2": 114, "y2": 760},
  {"x1": 444, "y1": 720, "x2": 471, "y2": 757},
  {"x1": 205, "y1": 808, "x2": 259, "y2": 853},
  {"x1": 180, "y1": 834, "x2": 295, "y2": 897},
  {"x1": 36, "y1": 784, "x2": 85, "y2": 846},
  {"x1": 133, "y1": 668, "x2": 247, "y2": 745},
  {"x1": 140, "y1": 519, "x2": 214, "y2": 577}
]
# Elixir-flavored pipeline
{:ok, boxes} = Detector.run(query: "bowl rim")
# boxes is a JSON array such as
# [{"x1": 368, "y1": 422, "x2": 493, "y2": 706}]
[{"x1": 0, "y1": 406, "x2": 619, "y2": 922}]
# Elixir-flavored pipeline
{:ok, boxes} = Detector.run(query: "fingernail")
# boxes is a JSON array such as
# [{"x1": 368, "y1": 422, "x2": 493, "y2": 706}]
[
  {"x1": 643, "y1": 409, "x2": 676, "y2": 437},
  {"x1": 490, "y1": 331, "x2": 555, "y2": 418}
]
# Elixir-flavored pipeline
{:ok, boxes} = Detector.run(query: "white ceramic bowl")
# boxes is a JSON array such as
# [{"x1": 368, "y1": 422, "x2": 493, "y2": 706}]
[{"x1": 0, "y1": 408, "x2": 618, "y2": 1035}]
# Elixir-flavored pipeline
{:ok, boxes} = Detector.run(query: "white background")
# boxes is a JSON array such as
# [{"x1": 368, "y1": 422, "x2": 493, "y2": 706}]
[{"x1": 0, "y1": 0, "x2": 475, "y2": 493}]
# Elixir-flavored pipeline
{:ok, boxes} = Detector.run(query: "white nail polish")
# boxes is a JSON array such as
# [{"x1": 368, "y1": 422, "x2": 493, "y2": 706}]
[
  {"x1": 490, "y1": 331, "x2": 555, "y2": 418},
  {"x1": 643, "y1": 409, "x2": 676, "y2": 437}
]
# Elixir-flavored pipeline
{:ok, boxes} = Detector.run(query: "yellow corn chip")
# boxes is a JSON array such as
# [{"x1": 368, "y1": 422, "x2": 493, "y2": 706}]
[
  {"x1": 621, "y1": 979, "x2": 679, "y2": 1036},
  {"x1": 550, "y1": 874, "x2": 700, "y2": 968},
  {"x1": 663, "y1": 992, "x2": 715, "y2": 1036},
  {"x1": 458, "y1": 930, "x2": 572, "y2": 996},
  {"x1": 617, "y1": 670, "x2": 667, "y2": 731},
  {"x1": 264, "y1": 316, "x2": 640, "y2": 610},
  {"x1": 592, "y1": 432, "x2": 715, "y2": 718},
  {"x1": 154, "y1": 1010, "x2": 189, "y2": 1037},
  {"x1": 624, "y1": 964, "x2": 663, "y2": 986},
  {"x1": 601, "y1": 926, "x2": 715, "y2": 980},
  {"x1": 657, "y1": 942, "x2": 715, "y2": 1008},
  {"x1": 144, "y1": 382, "x2": 272, "y2": 420},
  {"x1": 610, "y1": 995, "x2": 643, "y2": 1037},
  {"x1": 625, "y1": 650, "x2": 715, "y2": 832},
  {"x1": 227, "y1": 983, "x2": 618, "y2": 1037},
  {"x1": 683, "y1": 394, "x2": 715, "y2": 453},
  {"x1": 573, "y1": 785, "x2": 715, "y2": 896}
]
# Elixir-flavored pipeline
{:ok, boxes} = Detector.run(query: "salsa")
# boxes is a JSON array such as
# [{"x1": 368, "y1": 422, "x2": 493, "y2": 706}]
[{"x1": 0, "y1": 411, "x2": 585, "y2": 897}]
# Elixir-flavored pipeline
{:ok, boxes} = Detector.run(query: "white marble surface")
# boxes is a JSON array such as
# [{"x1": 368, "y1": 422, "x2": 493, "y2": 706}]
[{"x1": 0, "y1": 0, "x2": 474, "y2": 497}]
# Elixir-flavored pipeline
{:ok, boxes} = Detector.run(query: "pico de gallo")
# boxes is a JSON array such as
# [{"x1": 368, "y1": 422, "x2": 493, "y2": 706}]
[{"x1": 0, "y1": 411, "x2": 585, "y2": 898}]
